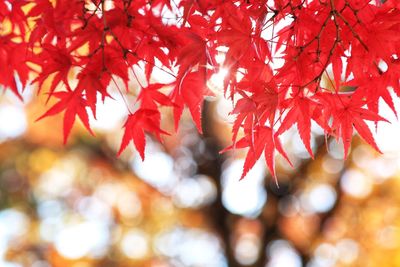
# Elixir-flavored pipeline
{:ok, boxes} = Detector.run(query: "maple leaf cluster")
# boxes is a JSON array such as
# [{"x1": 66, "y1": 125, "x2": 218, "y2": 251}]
[{"x1": 1, "y1": 0, "x2": 400, "y2": 179}]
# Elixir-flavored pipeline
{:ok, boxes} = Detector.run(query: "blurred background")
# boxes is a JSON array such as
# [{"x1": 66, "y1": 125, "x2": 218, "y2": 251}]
[{"x1": 2, "y1": 78, "x2": 400, "y2": 267}]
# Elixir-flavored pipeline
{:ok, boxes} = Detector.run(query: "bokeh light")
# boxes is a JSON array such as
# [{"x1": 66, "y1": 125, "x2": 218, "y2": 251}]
[
  {"x1": 222, "y1": 159, "x2": 267, "y2": 217},
  {"x1": 1, "y1": 70, "x2": 400, "y2": 267}
]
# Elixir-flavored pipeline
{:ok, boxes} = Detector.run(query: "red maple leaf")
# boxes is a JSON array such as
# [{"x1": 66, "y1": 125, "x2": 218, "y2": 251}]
[
  {"x1": 318, "y1": 92, "x2": 388, "y2": 158},
  {"x1": 1, "y1": 0, "x2": 400, "y2": 181},
  {"x1": 223, "y1": 126, "x2": 291, "y2": 182},
  {"x1": 0, "y1": 35, "x2": 30, "y2": 100},
  {"x1": 118, "y1": 109, "x2": 169, "y2": 159},
  {"x1": 36, "y1": 88, "x2": 94, "y2": 144},
  {"x1": 171, "y1": 71, "x2": 213, "y2": 133},
  {"x1": 30, "y1": 44, "x2": 76, "y2": 99},
  {"x1": 277, "y1": 95, "x2": 318, "y2": 157}
]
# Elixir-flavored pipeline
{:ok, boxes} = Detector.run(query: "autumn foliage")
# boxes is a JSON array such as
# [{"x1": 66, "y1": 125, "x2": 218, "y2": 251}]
[{"x1": 1, "y1": 0, "x2": 400, "y2": 178}]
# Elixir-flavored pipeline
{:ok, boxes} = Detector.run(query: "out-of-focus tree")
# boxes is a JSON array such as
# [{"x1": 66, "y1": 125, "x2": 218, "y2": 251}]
[{"x1": 1, "y1": 84, "x2": 400, "y2": 267}]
